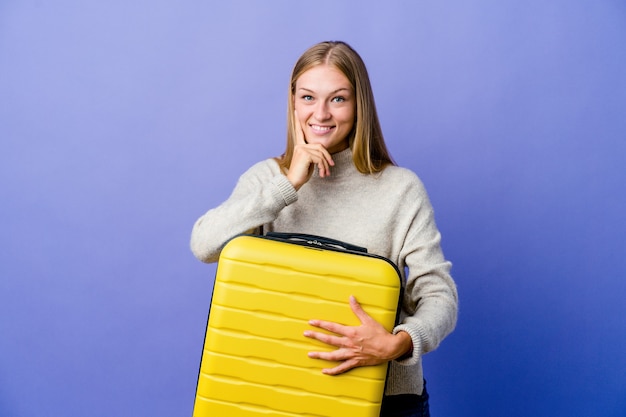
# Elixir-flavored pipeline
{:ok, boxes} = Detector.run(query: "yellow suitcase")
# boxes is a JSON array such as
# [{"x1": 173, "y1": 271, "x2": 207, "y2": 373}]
[{"x1": 192, "y1": 233, "x2": 402, "y2": 417}]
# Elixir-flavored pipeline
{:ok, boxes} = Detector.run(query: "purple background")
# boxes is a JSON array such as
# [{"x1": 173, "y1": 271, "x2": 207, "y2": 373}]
[{"x1": 2, "y1": 1, "x2": 625, "y2": 416}]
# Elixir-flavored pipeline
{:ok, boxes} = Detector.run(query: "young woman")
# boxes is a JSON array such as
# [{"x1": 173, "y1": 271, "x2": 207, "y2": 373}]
[{"x1": 190, "y1": 41, "x2": 458, "y2": 417}]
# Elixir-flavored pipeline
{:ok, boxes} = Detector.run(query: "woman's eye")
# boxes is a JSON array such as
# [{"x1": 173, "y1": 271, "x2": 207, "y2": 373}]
[
  {"x1": 302, "y1": 95, "x2": 313, "y2": 101},
  {"x1": 332, "y1": 96, "x2": 345, "y2": 103}
]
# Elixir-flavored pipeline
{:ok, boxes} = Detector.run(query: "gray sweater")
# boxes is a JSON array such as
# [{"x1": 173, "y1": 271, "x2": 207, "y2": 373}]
[{"x1": 190, "y1": 147, "x2": 458, "y2": 396}]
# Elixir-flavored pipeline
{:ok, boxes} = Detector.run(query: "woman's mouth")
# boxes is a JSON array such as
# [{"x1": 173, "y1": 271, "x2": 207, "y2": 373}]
[{"x1": 310, "y1": 124, "x2": 334, "y2": 134}]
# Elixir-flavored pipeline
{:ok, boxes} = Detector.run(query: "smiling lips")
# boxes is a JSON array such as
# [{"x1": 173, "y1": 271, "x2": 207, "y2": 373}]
[{"x1": 310, "y1": 124, "x2": 335, "y2": 134}]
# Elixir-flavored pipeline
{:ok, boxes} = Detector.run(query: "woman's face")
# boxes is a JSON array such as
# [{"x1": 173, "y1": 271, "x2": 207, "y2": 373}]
[{"x1": 293, "y1": 65, "x2": 355, "y2": 154}]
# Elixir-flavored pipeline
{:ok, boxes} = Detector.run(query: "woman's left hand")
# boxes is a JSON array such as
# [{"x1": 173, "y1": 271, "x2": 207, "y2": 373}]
[{"x1": 303, "y1": 295, "x2": 412, "y2": 375}]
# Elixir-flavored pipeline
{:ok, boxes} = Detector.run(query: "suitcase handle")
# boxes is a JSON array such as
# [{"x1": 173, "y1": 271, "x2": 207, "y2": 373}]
[{"x1": 265, "y1": 232, "x2": 368, "y2": 253}]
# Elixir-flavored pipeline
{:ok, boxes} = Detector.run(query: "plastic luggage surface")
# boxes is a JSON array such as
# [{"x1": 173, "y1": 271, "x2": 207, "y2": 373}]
[{"x1": 192, "y1": 233, "x2": 402, "y2": 417}]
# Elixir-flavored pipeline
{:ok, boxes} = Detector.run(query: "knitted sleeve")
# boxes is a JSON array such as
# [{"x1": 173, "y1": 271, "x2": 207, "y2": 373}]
[
  {"x1": 392, "y1": 176, "x2": 458, "y2": 365},
  {"x1": 190, "y1": 160, "x2": 298, "y2": 263}
]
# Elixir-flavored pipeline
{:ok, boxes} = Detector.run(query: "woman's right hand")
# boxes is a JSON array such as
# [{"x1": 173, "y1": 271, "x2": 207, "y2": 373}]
[{"x1": 287, "y1": 110, "x2": 335, "y2": 190}]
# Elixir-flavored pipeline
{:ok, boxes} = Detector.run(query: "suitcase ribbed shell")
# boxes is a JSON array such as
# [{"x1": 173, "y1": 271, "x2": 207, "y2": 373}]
[{"x1": 193, "y1": 235, "x2": 401, "y2": 417}]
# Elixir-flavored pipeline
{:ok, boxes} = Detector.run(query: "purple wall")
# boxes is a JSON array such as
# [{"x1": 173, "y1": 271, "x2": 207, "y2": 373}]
[{"x1": 1, "y1": 1, "x2": 625, "y2": 416}]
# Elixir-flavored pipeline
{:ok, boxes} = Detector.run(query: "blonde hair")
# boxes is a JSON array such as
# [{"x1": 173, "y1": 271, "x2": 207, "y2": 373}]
[{"x1": 276, "y1": 41, "x2": 395, "y2": 174}]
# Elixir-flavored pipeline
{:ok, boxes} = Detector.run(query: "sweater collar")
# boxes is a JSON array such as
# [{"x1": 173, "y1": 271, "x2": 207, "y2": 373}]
[{"x1": 313, "y1": 147, "x2": 355, "y2": 179}]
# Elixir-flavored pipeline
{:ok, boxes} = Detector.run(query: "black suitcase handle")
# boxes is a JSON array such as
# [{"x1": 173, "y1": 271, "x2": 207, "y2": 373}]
[{"x1": 265, "y1": 232, "x2": 368, "y2": 253}]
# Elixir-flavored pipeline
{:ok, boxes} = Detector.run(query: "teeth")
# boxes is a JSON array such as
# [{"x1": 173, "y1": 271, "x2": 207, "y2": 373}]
[{"x1": 311, "y1": 125, "x2": 332, "y2": 132}]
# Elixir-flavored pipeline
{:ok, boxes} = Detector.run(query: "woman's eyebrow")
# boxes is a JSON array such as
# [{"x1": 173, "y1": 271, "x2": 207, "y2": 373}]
[{"x1": 297, "y1": 87, "x2": 352, "y2": 94}]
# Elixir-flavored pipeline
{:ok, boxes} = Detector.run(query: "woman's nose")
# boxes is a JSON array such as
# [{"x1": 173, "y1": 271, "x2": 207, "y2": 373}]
[{"x1": 313, "y1": 102, "x2": 331, "y2": 121}]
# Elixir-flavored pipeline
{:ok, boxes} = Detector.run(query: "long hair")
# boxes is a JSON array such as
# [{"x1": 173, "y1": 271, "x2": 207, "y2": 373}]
[{"x1": 276, "y1": 41, "x2": 395, "y2": 174}]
